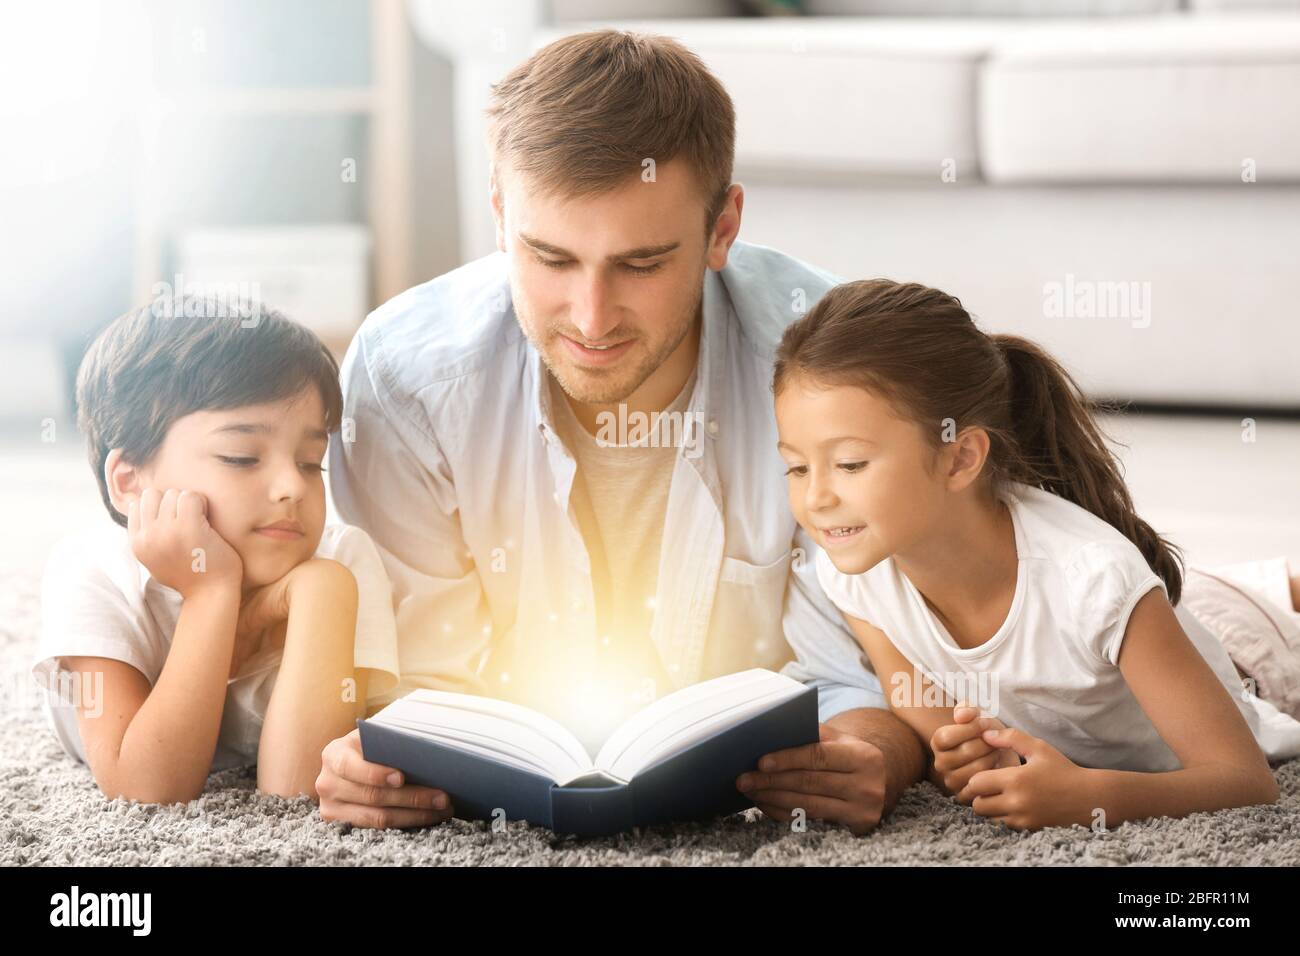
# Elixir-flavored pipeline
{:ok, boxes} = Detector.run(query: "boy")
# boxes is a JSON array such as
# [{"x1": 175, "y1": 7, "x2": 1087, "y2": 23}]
[{"x1": 32, "y1": 297, "x2": 400, "y2": 803}]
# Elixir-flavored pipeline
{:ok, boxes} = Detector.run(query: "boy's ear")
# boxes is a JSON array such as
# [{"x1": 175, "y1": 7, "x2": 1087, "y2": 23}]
[
  {"x1": 104, "y1": 449, "x2": 143, "y2": 516},
  {"x1": 945, "y1": 427, "x2": 991, "y2": 492}
]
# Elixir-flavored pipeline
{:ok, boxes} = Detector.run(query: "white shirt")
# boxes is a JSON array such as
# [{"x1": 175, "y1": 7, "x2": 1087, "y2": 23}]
[
  {"x1": 327, "y1": 240, "x2": 889, "y2": 733},
  {"x1": 814, "y1": 481, "x2": 1300, "y2": 770},
  {"x1": 543, "y1": 365, "x2": 694, "y2": 747},
  {"x1": 32, "y1": 523, "x2": 401, "y2": 771}
]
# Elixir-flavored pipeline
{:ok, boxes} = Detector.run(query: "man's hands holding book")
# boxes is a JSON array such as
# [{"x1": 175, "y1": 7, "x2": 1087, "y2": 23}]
[
  {"x1": 317, "y1": 730, "x2": 454, "y2": 829},
  {"x1": 314, "y1": 722, "x2": 891, "y2": 833},
  {"x1": 735, "y1": 724, "x2": 888, "y2": 836}
]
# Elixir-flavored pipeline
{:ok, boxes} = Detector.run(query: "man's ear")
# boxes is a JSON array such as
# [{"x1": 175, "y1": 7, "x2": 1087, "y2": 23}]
[
  {"x1": 104, "y1": 449, "x2": 144, "y2": 518},
  {"x1": 945, "y1": 427, "x2": 991, "y2": 493},
  {"x1": 489, "y1": 165, "x2": 507, "y2": 253},
  {"x1": 705, "y1": 183, "x2": 744, "y2": 271}
]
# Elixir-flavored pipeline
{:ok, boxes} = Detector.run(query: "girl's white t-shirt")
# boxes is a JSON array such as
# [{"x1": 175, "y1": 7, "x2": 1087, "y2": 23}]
[
  {"x1": 814, "y1": 481, "x2": 1300, "y2": 771},
  {"x1": 32, "y1": 522, "x2": 401, "y2": 772}
]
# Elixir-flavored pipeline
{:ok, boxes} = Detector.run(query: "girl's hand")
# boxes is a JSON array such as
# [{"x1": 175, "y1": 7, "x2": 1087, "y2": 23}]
[
  {"x1": 128, "y1": 488, "x2": 242, "y2": 599},
  {"x1": 930, "y1": 706, "x2": 1019, "y2": 802},
  {"x1": 961, "y1": 727, "x2": 1098, "y2": 830}
]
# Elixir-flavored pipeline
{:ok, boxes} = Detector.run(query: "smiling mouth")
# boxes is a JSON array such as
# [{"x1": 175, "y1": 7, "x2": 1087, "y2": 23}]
[
  {"x1": 560, "y1": 335, "x2": 635, "y2": 361},
  {"x1": 823, "y1": 525, "x2": 865, "y2": 539}
]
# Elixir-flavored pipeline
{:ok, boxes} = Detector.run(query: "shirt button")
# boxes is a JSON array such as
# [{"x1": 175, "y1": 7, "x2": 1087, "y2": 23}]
[{"x1": 707, "y1": 420, "x2": 719, "y2": 436}]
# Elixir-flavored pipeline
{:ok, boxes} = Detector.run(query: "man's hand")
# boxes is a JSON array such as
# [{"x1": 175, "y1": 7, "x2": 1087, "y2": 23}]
[
  {"x1": 930, "y1": 705, "x2": 1019, "y2": 803},
  {"x1": 128, "y1": 488, "x2": 242, "y2": 599},
  {"x1": 736, "y1": 724, "x2": 886, "y2": 836},
  {"x1": 316, "y1": 729, "x2": 456, "y2": 829}
]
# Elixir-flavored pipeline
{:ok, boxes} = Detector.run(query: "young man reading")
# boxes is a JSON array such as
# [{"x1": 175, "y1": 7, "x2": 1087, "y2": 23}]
[{"x1": 318, "y1": 30, "x2": 927, "y2": 835}]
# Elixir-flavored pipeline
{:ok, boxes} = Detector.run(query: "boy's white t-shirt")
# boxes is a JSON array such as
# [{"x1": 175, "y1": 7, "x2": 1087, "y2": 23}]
[
  {"x1": 32, "y1": 522, "x2": 401, "y2": 772},
  {"x1": 814, "y1": 481, "x2": 1300, "y2": 771}
]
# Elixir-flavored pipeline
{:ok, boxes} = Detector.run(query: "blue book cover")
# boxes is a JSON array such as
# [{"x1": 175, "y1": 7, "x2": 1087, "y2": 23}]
[{"x1": 357, "y1": 669, "x2": 819, "y2": 836}]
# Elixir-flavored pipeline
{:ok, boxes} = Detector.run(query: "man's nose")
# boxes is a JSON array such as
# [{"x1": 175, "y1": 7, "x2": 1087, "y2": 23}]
[{"x1": 570, "y1": 272, "x2": 619, "y2": 342}]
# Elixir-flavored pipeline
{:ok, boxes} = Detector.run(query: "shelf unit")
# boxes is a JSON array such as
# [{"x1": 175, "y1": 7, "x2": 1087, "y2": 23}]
[{"x1": 128, "y1": 0, "x2": 416, "y2": 355}]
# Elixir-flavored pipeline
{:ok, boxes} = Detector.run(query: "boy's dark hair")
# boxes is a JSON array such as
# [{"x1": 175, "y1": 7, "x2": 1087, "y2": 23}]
[{"x1": 76, "y1": 297, "x2": 344, "y2": 528}]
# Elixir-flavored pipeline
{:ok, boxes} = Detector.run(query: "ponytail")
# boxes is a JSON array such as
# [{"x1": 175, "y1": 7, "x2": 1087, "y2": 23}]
[
  {"x1": 773, "y1": 279, "x2": 1184, "y2": 605},
  {"x1": 992, "y1": 335, "x2": 1184, "y2": 604}
]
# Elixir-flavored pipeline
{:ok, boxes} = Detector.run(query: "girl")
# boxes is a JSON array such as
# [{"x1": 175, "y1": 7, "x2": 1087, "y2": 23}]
[{"x1": 772, "y1": 278, "x2": 1300, "y2": 831}]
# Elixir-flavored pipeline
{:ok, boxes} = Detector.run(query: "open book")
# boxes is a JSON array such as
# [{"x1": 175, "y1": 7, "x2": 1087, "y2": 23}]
[{"x1": 357, "y1": 668, "x2": 818, "y2": 835}]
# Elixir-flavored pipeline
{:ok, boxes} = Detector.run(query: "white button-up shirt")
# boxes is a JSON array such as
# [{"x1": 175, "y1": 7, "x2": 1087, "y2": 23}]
[{"x1": 328, "y1": 240, "x2": 887, "y2": 737}]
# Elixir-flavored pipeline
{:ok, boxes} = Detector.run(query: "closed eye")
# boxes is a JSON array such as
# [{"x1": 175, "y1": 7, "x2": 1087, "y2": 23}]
[
  {"x1": 622, "y1": 262, "x2": 663, "y2": 276},
  {"x1": 217, "y1": 456, "x2": 326, "y2": 474},
  {"x1": 534, "y1": 254, "x2": 663, "y2": 276}
]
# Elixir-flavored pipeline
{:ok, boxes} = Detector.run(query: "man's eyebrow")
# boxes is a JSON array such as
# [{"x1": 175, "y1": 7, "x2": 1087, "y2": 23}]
[
  {"x1": 210, "y1": 423, "x2": 329, "y2": 443},
  {"x1": 518, "y1": 232, "x2": 680, "y2": 263}
]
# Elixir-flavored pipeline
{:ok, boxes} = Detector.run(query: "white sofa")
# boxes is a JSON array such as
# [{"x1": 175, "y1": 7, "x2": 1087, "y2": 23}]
[{"x1": 411, "y1": 0, "x2": 1300, "y2": 407}]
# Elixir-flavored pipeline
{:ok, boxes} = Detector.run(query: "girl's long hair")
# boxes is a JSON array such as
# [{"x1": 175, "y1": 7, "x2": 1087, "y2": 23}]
[{"x1": 772, "y1": 279, "x2": 1184, "y2": 604}]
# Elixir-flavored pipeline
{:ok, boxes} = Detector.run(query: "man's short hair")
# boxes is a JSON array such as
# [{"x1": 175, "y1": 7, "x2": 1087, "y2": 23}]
[{"x1": 486, "y1": 29, "x2": 737, "y2": 232}]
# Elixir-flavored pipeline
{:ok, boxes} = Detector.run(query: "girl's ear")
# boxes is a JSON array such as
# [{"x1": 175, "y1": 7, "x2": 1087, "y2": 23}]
[
  {"x1": 104, "y1": 449, "x2": 143, "y2": 516},
  {"x1": 946, "y1": 427, "x2": 991, "y2": 492}
]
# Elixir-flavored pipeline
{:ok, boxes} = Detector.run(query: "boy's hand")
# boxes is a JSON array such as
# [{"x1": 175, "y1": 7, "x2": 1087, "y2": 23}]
[
  {"x1": 236, "y1": 558, "x2": 354, "y2": 644},
  {"x1": 128, "y1": 487, "x2": 242, "y2": 599},
  {"x1": 930, "y1": 705, "x2": 1019, "y2": 802}
]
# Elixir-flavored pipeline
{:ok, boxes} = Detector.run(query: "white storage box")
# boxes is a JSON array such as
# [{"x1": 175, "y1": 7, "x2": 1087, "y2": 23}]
[{"x1": 175, "y1": 224, "x2": 371, "y2": 341}]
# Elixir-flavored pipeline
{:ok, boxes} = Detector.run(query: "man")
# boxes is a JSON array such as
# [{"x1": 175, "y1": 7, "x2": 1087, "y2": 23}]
[{"x1": 317, "y1": 30, "x2": 927, "y2": 834}]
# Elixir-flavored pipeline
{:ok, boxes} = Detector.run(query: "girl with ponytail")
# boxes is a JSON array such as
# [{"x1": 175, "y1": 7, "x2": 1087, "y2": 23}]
[{"x1": 773, "y1": 278, "x2": 1300, "y2": 830}]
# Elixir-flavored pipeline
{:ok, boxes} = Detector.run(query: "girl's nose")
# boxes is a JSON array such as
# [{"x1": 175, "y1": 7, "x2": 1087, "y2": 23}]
[{"x1": 806, "y1": 469, "x2": 838, "y2": 511}]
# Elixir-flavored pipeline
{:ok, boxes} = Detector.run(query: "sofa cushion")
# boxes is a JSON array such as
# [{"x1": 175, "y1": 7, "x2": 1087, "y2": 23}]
[
  {"x1": 980, "y1": 15, "x2": 1300, "y2": 182},
  {"x1": 807, "y1": 0, "x2": 1177, "y2": 14}
]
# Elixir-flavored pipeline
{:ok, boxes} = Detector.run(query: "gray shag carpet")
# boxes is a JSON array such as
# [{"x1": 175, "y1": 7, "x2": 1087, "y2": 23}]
[{"x1": 4, "y1": 571, "x2": 1299, "y2": 866}]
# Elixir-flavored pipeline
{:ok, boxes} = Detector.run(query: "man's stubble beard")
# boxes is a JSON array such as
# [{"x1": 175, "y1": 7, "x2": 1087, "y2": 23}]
[{"x1": 514, "y1": 271, "x2": 705, "y2": 406}]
